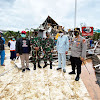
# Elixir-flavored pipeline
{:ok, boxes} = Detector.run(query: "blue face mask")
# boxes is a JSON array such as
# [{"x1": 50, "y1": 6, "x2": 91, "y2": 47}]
[
  {"x1": 12, "y1": 38, "x2": 15, "y2": 40},
  {"x1": 21, "y1": 34, "x2": 26, "y2": 38}
]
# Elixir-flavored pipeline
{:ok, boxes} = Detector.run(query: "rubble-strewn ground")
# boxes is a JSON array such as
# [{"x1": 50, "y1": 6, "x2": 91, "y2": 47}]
[{"x1": 0, "y1": 47, "x2": 93, "y2": 100}]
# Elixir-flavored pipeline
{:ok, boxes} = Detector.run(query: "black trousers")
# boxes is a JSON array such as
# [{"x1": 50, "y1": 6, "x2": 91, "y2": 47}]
[
  {"x1": 70, "y1": 56, "x2": 82, "y2": 75},
  {"x1": 10, "y1": 51, "x2": 16, "y2": 60}
]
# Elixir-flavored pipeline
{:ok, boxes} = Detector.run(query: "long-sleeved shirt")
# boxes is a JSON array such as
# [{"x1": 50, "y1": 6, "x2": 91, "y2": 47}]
[
  {"x1": 0, "y1": 37, "x2": 5, "y2": 50},
  {"x1": 42, "y1": 38, "x2": 54, "y2": 51},
  {"x1": 71, "y1": 35, "x2": 87, "y2": 58},
  {"x1": 56, "y1": 35, "x2": 69, "y2": 53}
]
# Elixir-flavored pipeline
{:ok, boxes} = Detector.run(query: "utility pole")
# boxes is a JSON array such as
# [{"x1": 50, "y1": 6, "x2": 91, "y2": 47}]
[{"x1": 74, "y1": 0, "x2": 77, "y2": 28}]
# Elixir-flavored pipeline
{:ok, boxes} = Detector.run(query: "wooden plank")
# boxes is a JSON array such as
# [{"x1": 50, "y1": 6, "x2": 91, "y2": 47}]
[{"x1": 81, "y1": 59, "x2": 100, "y2": 100}]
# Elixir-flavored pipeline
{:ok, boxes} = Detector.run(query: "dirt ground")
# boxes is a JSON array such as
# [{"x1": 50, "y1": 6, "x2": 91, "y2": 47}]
[{"x1": 0, "y1": 47, "x2": 92, "y2": 100}]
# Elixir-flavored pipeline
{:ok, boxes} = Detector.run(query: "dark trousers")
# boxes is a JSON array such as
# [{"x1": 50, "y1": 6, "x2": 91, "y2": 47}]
[
  {"x1": 70, "y1": 56, "x2": 82, "y2": 75},
  {"x1": 10, "y1": 51, "x2": 16, "y2": 60}
]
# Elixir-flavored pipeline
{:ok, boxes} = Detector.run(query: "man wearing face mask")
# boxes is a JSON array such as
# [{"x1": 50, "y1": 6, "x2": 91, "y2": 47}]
[
  {"x1": 42, "y1": 32, "x2": 54, "y2": 69},
  {"x1": 8, "y1": 37, "x2": 16, "y2": 60},
  {"x1": 56, "y1": 30, "x2": 69, "y2": 73},
  {"x1": 16, "y1": 31, "x2": 31, "y2": 72},
  {"x1": 69, "y1": 28, "x2": 87, "y2": 81},
  {"x1": 0, "y1": 31, "x2": 5, "y2": 66},
  {"x1": 30, "y1": 31, "x2": 42, "y2": 70}
]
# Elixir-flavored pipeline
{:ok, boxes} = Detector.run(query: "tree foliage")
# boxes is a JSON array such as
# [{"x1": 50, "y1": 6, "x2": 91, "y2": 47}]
[
  {"x1": 93, "y1": 32, "x2": 100, "y2": 40},
  {"x1": 4, "y1": 31, "x2": 20, "y2": 42}
]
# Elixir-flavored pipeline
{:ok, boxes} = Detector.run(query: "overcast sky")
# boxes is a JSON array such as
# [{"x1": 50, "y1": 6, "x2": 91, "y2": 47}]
[{"x1": 0, "y1": 0, "x2": 100, "y2": 31}]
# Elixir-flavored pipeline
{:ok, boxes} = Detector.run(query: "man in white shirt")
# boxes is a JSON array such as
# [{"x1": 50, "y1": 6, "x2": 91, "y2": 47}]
[
  {"x1": 8, "y1": 37, "x2": 16, "y2": 60},
  {"x1": 56, "y1": 31, "x2": 69, "y2": 73}
]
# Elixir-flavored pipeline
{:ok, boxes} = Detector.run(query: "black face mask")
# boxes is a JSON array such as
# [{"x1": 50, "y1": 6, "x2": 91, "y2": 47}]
[
  {"x1": 34, "y1": 33, "x2": 38, "y2": 36},
  {"x1": 74, "y1": 31, "x2": 79, "y2": 36},
  {"x1": 46, "y1": 34, "x2": 49, "y2": 37},
  {"x1": 34, "y1": 31, "x2": 37, "y2": 35}
]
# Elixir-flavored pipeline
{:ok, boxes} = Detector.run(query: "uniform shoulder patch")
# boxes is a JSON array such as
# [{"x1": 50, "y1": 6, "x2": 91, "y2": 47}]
[
  {"x1": 82, "y1": 39, "x2": 86, "y2": 43},
  {"x1": 78, "y1": 39, "x2": 80, "y2": 41},
  {"x1": 72, "y1": 38, "x2": 75, "y2": 41}
]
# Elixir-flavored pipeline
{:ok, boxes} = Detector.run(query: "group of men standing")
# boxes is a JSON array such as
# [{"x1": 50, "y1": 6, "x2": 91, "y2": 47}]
[
  {"x1": 30, "y1": 31, "x2": 55, "y2": 70},
  {"x1": 56, "y1": 28, "x2": 86, "y2": 81},
  {"x1": 0, "y1": 28, "x2": 87, "y2": 81},
  {"x1": 16, "y1": 31, "x2": 55, "y2": 72}
]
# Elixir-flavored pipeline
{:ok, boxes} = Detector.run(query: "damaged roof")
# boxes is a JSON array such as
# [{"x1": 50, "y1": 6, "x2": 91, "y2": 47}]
[{"x1": 42, "y1": 16, "x2": 58, "y2": 28}]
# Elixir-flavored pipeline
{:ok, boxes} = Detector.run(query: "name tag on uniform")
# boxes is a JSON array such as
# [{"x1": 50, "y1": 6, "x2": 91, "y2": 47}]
[{"x1": 77, "y1": 42, "x2": 80, "y2": 45}]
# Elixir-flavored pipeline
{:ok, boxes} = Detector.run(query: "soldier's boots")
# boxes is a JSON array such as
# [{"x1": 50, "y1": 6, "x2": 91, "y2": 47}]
[
  {"x1": 26, "y1": 68, "x2": 30, "y2": 71},
  {"x1": 43, "y1": 63, "x2": 47, "y2": 68},
  {"x1": 22, "y1": 69, "x2": 25, "y2": 72},
  {"x1": 38, "y1": 62, "x2": 42, "y2": 68},
  {"x1": 34, "y1": 63, "x2": 42, "y2": 70},
  {"x1": 50, "y1": 62, "x2": 52, "y2": 69},
  {"x1": 75, "y1": 74, "x2": 80, "y2": 81},
  {"x1": 69, "y1": 71, "x2": 76, "y2": 74},
  {"x1": 34, "y1": 64, "x2": 36, "y2": 70}
]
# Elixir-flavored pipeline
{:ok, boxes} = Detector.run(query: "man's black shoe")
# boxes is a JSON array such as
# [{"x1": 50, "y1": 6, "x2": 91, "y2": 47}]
[
  {"x1": 34, "y1": 64, "x2": 36, "y2": 70},
  {"x1": 26, "y1": 68, "x2": 30, "y2": 71},
  {"x1": 50, "y1": 66, "x2": 52, "y2": 69},
  {"x1": 56, "y1": 68, "x2": 62, "y2": 70},
  {"x1": 38, "y1": 63, "x2": 42, "y2": 68},
  {"x1": 50, "y1": 62, "x2": 52, "y2": 69},
  {"x1": 38, "y1": 65, "x2": 42, "y2": 68},
  {"x1": 69, "y1": 71, "x2": 76, "y2": 74},
  {"x1": 22, "y1": 69, "x2": 25, "y2": 72},
  {"x1": 34, "y1": 67, "x2": 36, "y2": 70},
  {"x1": 75, "y1": 76, "x2": 80, "y2": 81},
  {"x1": 43, "y1": 64, "x2": 47, "y2": 68}
]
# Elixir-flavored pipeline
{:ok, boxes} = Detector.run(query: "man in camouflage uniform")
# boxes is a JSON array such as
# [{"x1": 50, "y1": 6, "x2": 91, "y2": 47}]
[
  {"x1": 42, "y1": 32, "x2": 54, "y2": 69},
  {"x1": 69, "y1": 28, "x2": 87, "y2": 81},
  {"x1": 31, "y1": 31, "x2": 42, "y2": 70}
]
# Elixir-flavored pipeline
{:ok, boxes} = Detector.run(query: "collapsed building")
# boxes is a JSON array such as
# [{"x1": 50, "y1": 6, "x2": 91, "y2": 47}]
[{"x1": 37, "y1": 16, "x2": 66, "y2": 38}]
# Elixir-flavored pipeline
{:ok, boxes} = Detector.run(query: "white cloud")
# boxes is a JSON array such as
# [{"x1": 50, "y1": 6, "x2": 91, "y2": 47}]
[{"x1": 0, "y1": 0, "x2": 100, "y2": 31}]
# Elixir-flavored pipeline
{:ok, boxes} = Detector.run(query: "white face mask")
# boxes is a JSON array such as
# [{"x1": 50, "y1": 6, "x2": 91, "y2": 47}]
[{"x1": 60, "y1": 33, "x2": 63, "y2": 36}]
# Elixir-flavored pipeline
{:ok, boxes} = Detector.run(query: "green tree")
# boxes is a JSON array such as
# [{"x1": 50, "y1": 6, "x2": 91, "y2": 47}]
[
  {"x1": 4, "y1": 31, "x2": 21, "y2": 42},
  {"x1": 93, "y1": 32, "x2": 100, "y2": 40}
]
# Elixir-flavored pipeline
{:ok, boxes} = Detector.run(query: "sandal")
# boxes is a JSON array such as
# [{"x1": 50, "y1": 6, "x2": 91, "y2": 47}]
[{"x1": 1, "y1": 64, "x2": 5, "y2": 66}]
